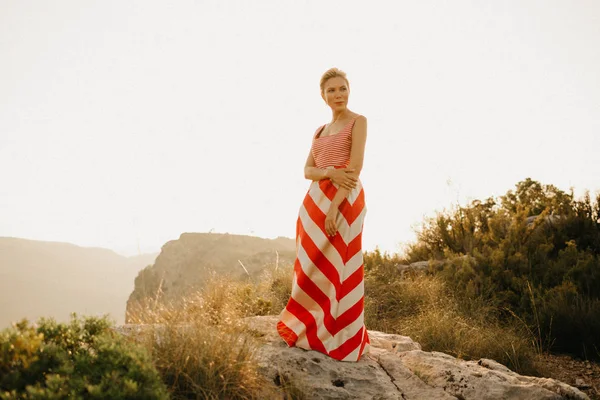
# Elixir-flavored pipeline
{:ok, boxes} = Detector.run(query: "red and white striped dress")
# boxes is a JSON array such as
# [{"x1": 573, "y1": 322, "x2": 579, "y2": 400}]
[{"x1": 277, "y1": 115, "x2": 370, "y2": 362}]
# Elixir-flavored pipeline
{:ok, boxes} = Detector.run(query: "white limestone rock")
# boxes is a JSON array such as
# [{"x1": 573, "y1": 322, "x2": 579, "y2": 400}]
[{"x1": 243, "y1": 316, "x2": 589, "y2": 400}]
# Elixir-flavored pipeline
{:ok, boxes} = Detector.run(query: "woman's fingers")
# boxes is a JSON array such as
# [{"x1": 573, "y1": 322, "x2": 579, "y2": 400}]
[
  {"x1": 325, "y1": 215, "x2": 337, "y2": 236},
  {"x1": 344, "y1": 179, "x2": 357, "y2": 189},
  {"x1": 328, "y1": 224, "x2": 336, "y2": 236}
]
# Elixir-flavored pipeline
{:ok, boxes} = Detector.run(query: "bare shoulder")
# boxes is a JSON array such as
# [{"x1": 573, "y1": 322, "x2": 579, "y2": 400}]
[{"x1": 353, "y1": 114, "x2": 367, "y2": 130}]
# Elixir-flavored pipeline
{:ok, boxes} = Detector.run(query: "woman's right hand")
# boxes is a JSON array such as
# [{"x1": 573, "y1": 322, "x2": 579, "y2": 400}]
[{"x1": 327, "y1": 168, "x2": 357, "y2": 190}]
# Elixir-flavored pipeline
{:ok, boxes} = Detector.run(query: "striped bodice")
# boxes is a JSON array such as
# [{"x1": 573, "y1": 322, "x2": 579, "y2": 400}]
[{"x1": 311, "y1": 116, "x2": 359, "y2": 169}]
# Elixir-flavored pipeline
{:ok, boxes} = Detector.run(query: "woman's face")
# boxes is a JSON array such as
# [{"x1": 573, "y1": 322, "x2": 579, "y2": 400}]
[{"x1": 322, "y1": 76, "x2": 350, "y2": 112}]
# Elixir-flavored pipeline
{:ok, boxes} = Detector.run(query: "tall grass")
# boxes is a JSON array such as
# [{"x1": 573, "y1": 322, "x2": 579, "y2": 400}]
[
  {"x1": 364, "y1": 271, "x2": 538, "y2": 374},
  {"x1": 126, "y1": 258, "x2": 544, "y2": 397},
  {"x1": 126, "y1": 269, "x2": 296, "y2": 400}
]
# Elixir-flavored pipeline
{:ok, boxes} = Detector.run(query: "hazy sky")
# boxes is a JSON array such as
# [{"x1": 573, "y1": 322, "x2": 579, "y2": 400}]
[{"x1": 1, "y1": 1, "x2": 599, "y2": 256}]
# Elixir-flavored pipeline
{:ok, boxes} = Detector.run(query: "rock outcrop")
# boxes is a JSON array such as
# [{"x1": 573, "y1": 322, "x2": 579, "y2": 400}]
[
  {"x1": 125, "y1": 233, "x2": 295, "y2": 322},
  {"x1": 244, "y1": 316, "x2": 588, "y2": 400}
]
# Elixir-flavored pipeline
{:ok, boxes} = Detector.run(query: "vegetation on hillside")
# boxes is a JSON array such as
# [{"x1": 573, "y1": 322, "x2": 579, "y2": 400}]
[
  {"x1": 128, "y1": 270, "x2": 301, "y2": 399},
  {"x1": 363, "y1": 252, "x2": 537, "y2": 373},
  {"x1": 5, "y1": 178, "x2": 598, "y2": 398},
  {"x1": 0, "y1": 270, "x2": 301, "y2": 400},
  {"x1": 401, "y1": 178, "x2": 600, "y2": 359}
]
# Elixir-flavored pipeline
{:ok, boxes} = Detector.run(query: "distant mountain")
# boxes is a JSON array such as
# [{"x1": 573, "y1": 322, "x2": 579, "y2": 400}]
[
  {"x1": 0, "y1": 237, "x2": 158, "y2": 329},
  {"x1": 126, "y1": 232, "x2": 296, "y2": 322}
]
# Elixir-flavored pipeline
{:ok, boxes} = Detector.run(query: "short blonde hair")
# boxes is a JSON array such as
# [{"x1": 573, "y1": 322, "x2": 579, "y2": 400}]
[{"x1": 320, "y1": 67, "x2": 349, "y2": 94}]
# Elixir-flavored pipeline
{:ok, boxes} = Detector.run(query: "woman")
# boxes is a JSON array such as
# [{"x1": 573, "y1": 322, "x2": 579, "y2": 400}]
[{"x1": 277, "y1": 68, "x2": 369, "y2": 362}]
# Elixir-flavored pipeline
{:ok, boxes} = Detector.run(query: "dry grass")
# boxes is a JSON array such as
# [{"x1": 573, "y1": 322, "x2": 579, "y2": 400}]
[
  {"x1": 365, "y1": 273, "x2": 538, "y2": 374},
  {"x1": 126, "y1": 269, "x2": 299, "y2": 400},
  {"x1": 126, "y1": 262, "x2": 540, "y2": 397}
]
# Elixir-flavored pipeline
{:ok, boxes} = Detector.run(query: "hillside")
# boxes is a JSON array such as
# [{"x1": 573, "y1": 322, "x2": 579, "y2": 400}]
[
  {"x1": 0, "y1": 237, "x2": 157, "y2": 328},
  {"x1": 126, "y1": 232, "x2": 295, "y2": 321}
]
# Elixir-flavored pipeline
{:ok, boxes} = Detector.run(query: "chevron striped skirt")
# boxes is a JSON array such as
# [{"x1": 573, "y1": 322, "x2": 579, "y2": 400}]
[{"x1": 277, "y1": 178, "x2": 370, "y2": 362}]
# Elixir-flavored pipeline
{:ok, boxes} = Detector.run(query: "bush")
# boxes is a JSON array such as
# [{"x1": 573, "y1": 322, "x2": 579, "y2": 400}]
[
  {"x1": 0, "y1": 314, "x2": 168, "y2": 400},
  {"x1": 539, "y1": 282, "x2": 600, "y2": 358},
  {"x1": 404, "y1": 178, "x2": 600, "y2": 360}
]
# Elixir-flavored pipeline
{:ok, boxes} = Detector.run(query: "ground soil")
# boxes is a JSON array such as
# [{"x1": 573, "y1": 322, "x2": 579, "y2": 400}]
[{"x1": 535, "y1": 353, "x2": 600, "y2": 399}]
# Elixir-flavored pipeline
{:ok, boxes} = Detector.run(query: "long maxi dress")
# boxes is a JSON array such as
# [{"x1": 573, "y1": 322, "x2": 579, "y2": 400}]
[{"x1": 276, "y1": 115, "x2": 370, "y2": 362}]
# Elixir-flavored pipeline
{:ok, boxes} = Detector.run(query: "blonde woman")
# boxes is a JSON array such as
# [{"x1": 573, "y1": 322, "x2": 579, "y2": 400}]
[{"x1": 277, "y1": 68, "x2": 369, "y2": 361}]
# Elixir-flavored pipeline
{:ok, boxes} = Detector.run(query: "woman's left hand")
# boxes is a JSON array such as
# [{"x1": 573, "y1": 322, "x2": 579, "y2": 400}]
[{"x1": 325, "y1": 205, "x2": 340, "y2": 236}]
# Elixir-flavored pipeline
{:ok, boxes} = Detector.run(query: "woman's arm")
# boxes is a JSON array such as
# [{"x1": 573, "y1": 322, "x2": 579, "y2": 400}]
[
  {"x1": 304, "y1": 148, "x2": 358, "y2": 189},
  {"x1": 304, "y1": 152, "x2": 331, "y2": 181},
  {"x1": 325, "y1": 115, "x2": 368, "y2": 235}
]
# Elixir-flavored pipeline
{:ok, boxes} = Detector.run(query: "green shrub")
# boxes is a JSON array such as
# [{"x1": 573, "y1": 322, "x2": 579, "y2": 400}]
[
  {"x1": 539, "y1": 282, "x2": 600, "y2": 358},
  {"x1": 0, "y1": 315, "x2": 168, "y2": 400},
  {"x1": 403, "y1": 178, "x2": 600, "y2": 360}
]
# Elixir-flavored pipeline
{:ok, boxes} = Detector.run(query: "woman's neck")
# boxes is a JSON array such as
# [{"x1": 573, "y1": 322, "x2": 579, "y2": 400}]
[{"x1": 331, "y1": 109, "x2": 351, "y2": 123}]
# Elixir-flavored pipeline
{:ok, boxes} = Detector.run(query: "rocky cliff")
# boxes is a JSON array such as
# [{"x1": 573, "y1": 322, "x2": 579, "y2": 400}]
[{"x1": 126, "y1": 233, "x2": 295, "y2": 321}]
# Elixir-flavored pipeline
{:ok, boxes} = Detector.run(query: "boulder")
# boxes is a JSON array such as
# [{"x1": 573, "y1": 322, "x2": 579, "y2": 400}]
[{"x1": 243, "y1": 316, "x2": 588, "y2": 400}]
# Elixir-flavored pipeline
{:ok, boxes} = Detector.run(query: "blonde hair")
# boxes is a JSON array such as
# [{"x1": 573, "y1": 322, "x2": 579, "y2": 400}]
[{"x1": 320, "y1": 67, "x2": 349, "y2": 94}]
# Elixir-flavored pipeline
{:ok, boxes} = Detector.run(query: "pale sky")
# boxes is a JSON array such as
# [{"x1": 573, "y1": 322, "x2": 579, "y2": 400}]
[{"x1": 1, "y1": 1, "x2": 599, "y2": 256}]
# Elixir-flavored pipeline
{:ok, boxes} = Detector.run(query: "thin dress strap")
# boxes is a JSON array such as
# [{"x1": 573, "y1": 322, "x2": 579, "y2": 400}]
[
  {"x1": 315, "y1": 114, "x2": 361, "y2": 140},
  {"x1": 314, "y1": 124, "x2": 327, "y2": 140}
]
